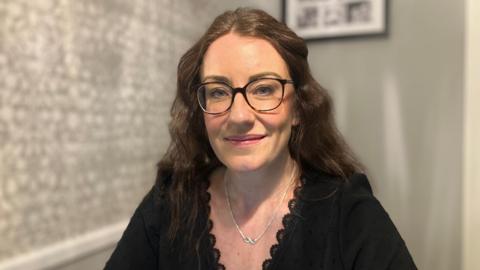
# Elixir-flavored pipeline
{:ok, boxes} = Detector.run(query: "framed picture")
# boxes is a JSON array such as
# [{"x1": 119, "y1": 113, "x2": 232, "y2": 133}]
[{"x1": 282, "y1": 0, "x2": 388, "y2": 40}]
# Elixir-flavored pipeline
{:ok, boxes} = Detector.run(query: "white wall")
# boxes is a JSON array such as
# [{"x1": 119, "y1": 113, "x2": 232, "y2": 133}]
[{"x1": 463, "y1": 0, "x2": 480, "y2": 269}]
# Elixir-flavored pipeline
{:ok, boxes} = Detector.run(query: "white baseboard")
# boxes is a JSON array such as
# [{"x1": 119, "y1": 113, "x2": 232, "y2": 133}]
[{"x1": 0, "y1": 221, "x2": 128, "y2": 270}]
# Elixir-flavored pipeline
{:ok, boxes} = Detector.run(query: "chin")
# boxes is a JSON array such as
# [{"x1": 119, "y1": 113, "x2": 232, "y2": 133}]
[{"x1": 223, "y1": 158, "x2": 265, "y2": 172}]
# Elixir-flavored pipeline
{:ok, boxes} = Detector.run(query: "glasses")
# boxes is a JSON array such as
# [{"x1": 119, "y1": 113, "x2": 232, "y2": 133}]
[{"x1": 196, "y1": 77, "x2": 294, "y2": 115}]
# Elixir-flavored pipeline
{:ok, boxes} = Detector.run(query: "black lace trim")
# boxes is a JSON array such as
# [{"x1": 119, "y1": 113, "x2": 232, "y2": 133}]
[
  {"x1": 204, "y1": 190, "x2": 226, "y2": 270},
  {"x1": 261, "y1": 183, "x2": 302, "y2": 270},
  {"x1": 204, "y1": 177, "x2": 304, "y2": 270}
]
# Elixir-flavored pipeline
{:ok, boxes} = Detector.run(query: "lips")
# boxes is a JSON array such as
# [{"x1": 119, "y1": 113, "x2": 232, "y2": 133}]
[{"x1": 224, "y1": 134, "x2": 266, "y2": 145}]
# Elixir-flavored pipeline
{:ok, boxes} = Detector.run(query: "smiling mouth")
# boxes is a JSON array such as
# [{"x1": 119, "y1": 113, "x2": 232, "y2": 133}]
[{"x1": 224, "y1": 134, "x2": 266, "y2": 146}]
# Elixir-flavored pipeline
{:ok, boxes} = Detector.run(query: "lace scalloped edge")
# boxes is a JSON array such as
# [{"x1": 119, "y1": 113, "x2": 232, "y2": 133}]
[{"x1": 205, "y1": 180, "x2": 303, "y2": 270}]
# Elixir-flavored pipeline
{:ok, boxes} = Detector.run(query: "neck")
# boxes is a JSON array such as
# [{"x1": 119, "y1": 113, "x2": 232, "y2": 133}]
[{"x1": 224, "y1": 155, "x2": 298, "y2": 210}]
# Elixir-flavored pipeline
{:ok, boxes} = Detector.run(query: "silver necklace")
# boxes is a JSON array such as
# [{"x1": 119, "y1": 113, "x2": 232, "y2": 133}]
[{"x1": 223, "y1": 168, "x2": 296, "y2": 245}]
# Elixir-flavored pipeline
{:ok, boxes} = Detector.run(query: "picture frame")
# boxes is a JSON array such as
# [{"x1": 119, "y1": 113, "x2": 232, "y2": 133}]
[{"x1": 282, "y1": 0, "x2": 388, "y2": 40}]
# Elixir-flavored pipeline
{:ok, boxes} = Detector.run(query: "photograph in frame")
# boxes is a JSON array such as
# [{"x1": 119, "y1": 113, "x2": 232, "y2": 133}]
[{"x1": 282, "y1": 0, "x2": 387, "y2": 40}]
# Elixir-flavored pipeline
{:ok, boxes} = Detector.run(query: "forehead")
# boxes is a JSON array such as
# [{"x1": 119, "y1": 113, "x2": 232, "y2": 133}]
[{"x1": 201, "y1": 33, "x2": 290, "y2": 81}]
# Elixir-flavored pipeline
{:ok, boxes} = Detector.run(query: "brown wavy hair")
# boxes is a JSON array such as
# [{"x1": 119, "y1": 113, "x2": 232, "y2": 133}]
[{"x1": 157, "y1": 7, "x2": 362, "y2": 255}]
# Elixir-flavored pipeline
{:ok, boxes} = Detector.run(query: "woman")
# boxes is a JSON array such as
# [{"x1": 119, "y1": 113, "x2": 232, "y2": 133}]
[{"x1": 105, "y1": 8, "x2": 417, "y2": 270}]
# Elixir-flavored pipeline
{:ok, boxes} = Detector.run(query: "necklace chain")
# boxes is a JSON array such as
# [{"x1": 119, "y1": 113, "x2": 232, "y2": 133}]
[{"x1": 224, "y1": 168, "x2": 296, "y2": 245}]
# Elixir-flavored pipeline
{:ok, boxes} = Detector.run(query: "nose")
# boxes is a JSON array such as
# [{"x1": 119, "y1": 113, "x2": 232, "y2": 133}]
[{"x1": 228, "y1": 92, "x2": 255, "y2": 125}]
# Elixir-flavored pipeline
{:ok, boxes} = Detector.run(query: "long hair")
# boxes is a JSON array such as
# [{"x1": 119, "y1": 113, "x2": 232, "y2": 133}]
[{"x1": 157, "y1": 7, "x2": 362, "y2": 254}]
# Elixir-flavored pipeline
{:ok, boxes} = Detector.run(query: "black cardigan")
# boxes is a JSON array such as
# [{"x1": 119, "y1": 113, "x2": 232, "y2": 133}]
[{"x1": 105, "y1": 171, "x2": 417, "y2": 270}]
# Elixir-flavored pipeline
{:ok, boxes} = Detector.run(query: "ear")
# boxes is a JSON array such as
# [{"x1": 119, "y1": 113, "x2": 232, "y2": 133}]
[
  {"x1": 290, "y1": 85, "x2": 300, "y2": 127},
  {"x1": 292, "y1": 109, "x2": 300, "y2": 127}
]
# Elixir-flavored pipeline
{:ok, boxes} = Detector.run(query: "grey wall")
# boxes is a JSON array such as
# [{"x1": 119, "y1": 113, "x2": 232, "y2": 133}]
[{"x1": 306, "y1": 1, "x2": 464, "y2": 270}]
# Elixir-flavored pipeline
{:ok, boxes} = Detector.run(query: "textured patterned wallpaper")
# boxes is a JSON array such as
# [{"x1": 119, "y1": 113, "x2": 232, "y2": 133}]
[{"x1": 0, "y1": 0, "x2": 242, "y2": 261}]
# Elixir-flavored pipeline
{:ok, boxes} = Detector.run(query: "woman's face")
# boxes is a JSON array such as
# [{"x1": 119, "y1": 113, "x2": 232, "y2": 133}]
[{"x1": 201, "y1": 33, "x2": 298, "y2": 172}]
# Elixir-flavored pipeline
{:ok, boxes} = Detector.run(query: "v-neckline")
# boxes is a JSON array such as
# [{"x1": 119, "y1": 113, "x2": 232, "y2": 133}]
[{"x1": 203, "y1": 178, "x2": 304, "y2": 270}]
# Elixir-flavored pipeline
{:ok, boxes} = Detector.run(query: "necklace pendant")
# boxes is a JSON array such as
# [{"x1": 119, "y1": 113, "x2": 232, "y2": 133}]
[{"x1": 243, "y1": 237, "x2": 256, "y2": 245}]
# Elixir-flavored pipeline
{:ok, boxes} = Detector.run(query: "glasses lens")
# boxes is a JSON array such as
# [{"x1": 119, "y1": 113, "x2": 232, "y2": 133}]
[
  {"x1": 197, "y1": 83, "x2": 232, "y2": 114},
  {"x1": 246, "y1": 78, "x2": 284, "y2": 111}
]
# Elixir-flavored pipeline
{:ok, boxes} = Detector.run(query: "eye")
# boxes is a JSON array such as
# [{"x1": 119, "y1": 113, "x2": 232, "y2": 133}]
[
  {"x1": 207, "y1": 87, "x2": 230, "y2": 99},
  {"x1": 252, "y1": 85, "x2": 275, "y2": 96}
]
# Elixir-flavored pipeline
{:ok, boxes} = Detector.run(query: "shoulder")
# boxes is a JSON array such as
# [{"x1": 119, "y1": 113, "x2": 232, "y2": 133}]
[
  {"x1": 300, "y1": 171, "x2": 416, "y2": 269},
  {"x1": 300, "y1": 170, "x2": 376, "y2": 204},
  {"x1": 105, "y1": 173, "x2": 171, "y2": 269},
  {"x1": 335, "y1": 173, "x2": 398, "y2": 238},
  {"x1": 127, "y1": 170, "x2": 172, "y2": 239},
  {"x1": 337, "y1": 173, "x2": 396, "y2": 236},
  {"x1": 299, "y1": 172, "x2": 379, "y2": 224},
  {"x1": 341, "y1": 173, "x2": 373, "y2": 197},
  {"x1": 336, "y1": 173, "x2": 417, "y2": 269},
  {"x1": 338, "y1": 173, "x2": 381, "y2": 219}
]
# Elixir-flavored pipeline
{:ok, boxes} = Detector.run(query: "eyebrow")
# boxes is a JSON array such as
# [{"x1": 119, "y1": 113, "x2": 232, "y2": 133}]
[
  {"x1": 202, "y1": 75, "x2": 231, "y2": 84},
  {"x1": 202, "y1": 72, "x2": 283, "y2": 84}
]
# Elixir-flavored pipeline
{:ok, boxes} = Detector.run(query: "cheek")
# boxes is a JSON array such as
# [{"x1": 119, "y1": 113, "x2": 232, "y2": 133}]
[
  {"x1": 272, "y1": 118, "x2": 293, "y2": 139},
  {"x1": 203, "y1": 115, "x2": 223, "y2": 141},
  {"x1": 260, "y1": 112, "x2": 294, "y2": 142},
  {"x1": 268, "y1": 103, "x2": 296, "y2": 131}
]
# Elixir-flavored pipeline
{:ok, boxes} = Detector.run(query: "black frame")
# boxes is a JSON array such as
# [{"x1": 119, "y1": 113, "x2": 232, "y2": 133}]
[
  {"x1": 196, "y1": 78, "x2": 294, "y2": 115},
  {"x1": 282, "y1": 0, "x2": 389, "y2": 41}
]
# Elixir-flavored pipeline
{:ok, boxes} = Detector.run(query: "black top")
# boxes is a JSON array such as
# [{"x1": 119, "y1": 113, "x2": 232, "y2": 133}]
[{"x1": 105, "y1": 171, "x2": 417, "y2": 270}]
